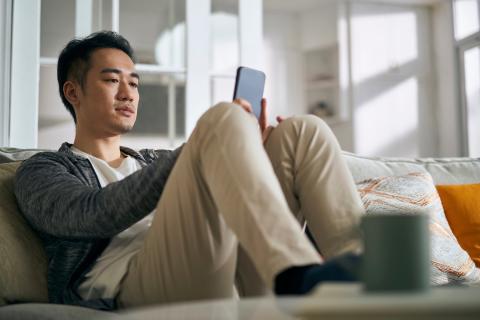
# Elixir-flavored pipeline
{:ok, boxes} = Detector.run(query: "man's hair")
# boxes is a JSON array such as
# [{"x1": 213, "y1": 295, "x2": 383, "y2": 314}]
[{"x1": 57, "y1": 31, "x2": 135, "y2": 122}]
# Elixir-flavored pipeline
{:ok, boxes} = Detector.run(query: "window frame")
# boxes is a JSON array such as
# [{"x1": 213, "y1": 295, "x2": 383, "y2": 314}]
[
  {"x1": 0, "y1": 0, "x2": 12, "y2": 147},
  {"x1": 38, "y1": 0, "x2": 189, "y2": 147},
  {"x1": 5, "y1": 0, "x2": 262, "y2": 148},
  {"x1": 453, "y1": 0, "x2": 480, "y2": 156},
  {"x1": 10, "y1": 0, "x2": 40, "y2": 148}
]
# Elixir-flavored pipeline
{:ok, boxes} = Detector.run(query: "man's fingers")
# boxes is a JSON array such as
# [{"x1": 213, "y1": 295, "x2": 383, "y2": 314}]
[
  {"x1": 259, "y1": 98, "x2": 268, "y2": 132},
  {"x1": 262, "y1": 126, "x2": 274, "y2": 144},
  {"x1": 233, "y1": 98, "x2": 253, "y2": 114}
]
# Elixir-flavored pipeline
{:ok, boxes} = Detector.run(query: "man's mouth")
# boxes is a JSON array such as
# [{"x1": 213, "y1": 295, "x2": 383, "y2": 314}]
[{"x1": 115, "y1": 106, "x2": 135, "y2": 117}]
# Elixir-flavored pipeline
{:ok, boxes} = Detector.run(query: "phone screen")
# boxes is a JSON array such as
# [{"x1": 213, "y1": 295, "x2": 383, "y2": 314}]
[{"x1": 233, "y1": 66, "x2": 266, "y2": 119}]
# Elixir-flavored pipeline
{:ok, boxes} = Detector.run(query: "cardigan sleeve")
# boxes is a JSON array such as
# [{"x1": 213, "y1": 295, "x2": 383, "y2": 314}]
[{"x1": 14, "y1": 147, "x2": 182, "y2": 240}]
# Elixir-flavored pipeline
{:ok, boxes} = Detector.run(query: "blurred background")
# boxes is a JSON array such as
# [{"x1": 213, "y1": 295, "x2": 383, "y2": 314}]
[{"x1": 0, "y1": 0, "x2": 479, "y2": 158}]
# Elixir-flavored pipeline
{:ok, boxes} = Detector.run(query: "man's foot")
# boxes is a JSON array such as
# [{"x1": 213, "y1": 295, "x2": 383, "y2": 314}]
[{"x1": 274, "y1": 253, "x2": 362, "y2": 295}]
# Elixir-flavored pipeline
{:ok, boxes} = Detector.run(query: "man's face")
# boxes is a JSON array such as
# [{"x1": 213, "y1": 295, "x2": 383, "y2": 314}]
[{"x1": 74, "y1": 48, "x2": 139, "y2": 137}]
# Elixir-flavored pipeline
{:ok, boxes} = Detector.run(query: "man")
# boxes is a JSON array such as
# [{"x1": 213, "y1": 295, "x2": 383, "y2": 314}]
[{"x1": 14, "y1": 31, "x2": 364, "y2": 310}]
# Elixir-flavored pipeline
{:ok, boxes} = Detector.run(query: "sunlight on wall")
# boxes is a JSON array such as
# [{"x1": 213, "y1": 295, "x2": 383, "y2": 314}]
[
  {"x1": 350, "y1": 4, "x2": 424, "y2": 157},
  {"x1": 465, "y1": 47, "x2": 480, "y2": 156},
  {"x1": 354, "y1": 77, "x2": 419, "y2": 156},
  {"x1": 351, "y1": 11, "x2": 418, "y2": 84}
]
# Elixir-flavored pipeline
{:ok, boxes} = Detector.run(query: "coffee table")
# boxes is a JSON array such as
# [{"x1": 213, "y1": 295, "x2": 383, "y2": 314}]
[{"x1": 116, "y1": 283, "x2": 480, "y2": 320}]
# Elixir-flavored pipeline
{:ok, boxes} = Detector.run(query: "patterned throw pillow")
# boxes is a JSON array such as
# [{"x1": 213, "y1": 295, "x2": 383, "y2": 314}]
[{"x1": 357, "y1": 172, "x2": 480, "y2": 285}]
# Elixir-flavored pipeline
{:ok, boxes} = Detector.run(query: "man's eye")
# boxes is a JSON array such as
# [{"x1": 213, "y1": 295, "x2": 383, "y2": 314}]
[
  {"x1": 130, "y1": 82, "x2": 138, "y2": 88},
  {"x1": 106, "y1": 79, "x2": 119, "y2": 83}
]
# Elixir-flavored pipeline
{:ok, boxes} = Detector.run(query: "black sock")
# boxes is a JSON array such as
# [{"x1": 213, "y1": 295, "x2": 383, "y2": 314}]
[
  {"x1": 274, "y1": 253, "x2": 362, "y2": 295},
  {"x1": 274, "y1": 264, "x2": 320, "y2": 295}
]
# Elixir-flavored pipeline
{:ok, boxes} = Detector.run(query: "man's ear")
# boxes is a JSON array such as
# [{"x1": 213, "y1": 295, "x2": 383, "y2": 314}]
[{"x1": 63, "y1": 80, "x2": 81, "y2": 108}]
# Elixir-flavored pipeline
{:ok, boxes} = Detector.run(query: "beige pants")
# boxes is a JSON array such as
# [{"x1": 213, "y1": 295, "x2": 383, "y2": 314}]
[{"x1": 117, "y1": 102, "x2": 364, "y2": 308}]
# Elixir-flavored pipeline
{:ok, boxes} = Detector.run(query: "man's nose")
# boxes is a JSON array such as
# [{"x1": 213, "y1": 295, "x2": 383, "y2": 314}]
[{"x1": 117, "y1": 81, "x2": 135, "y2": 101}]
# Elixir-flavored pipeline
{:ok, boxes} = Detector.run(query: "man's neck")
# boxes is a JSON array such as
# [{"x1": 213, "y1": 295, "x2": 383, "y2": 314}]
[{"x1": 73, "y1": 131, "x2": 125, "y2": 167}]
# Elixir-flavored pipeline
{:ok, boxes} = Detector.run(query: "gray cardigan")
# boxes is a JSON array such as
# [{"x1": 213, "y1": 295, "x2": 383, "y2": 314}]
[{"x1": 14, "y1": 142, "x2": 183, "y2": 310}]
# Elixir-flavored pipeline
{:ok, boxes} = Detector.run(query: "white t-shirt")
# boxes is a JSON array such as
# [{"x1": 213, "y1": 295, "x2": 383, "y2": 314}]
[{"x1": 71, "y1": 146, "x2": 155, "y2": 300}]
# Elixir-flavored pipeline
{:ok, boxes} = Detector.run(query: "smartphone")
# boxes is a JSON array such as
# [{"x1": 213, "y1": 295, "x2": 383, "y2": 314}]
[{"x1": 233, "y1": 66, "x2": 266, "y2": 119}]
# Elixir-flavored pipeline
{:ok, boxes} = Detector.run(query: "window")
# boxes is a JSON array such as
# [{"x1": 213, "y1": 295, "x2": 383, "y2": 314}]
[
  {"x1": 350, "y1": 2, "x2": 431, "y2": 157},
  {"x1": 6, "y1": 0, "x2": 262, "y2": 148},
  {"x1": 454, "y1": 0, "x2": 480, "y2": 156},
  {"x1": 38, "y1": 0, "x2": 187, "y2": 150},
  {"x1": 38, "y1": 0, "x2": 75, "y2": 149},
  {"x1": 0, "y1": 0, "x2": 12, "y2": 146},
  {"x1": 454, "y1": 0, "x2": 480, "y2": 40},
  {"x1": 119, "y1": 0, "x2": 186, "y2": 149},
  {"x1": 462, "y1": 46, "x2": 480, "y2": 156}
]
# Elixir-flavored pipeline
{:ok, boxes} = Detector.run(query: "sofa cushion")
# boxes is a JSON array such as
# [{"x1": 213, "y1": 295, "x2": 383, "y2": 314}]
[
  {"x1": 0, "y1": 148, "x2": 46, "y2": 164},
  {"x1": 0, "y1": 303, "x2": 115, "y2": 320},
  {"x1": 422, "y1": 158, "x2": 480, "y2": 185},
  {"x1": 344, "y1": 152, "x2": 429, "y2": 183},
  {"x1": 0, "y1": 162, "x2": 48, "y2": 305},
  {"x1": 436, "y1": 183, "x2": 480, "y2": 267},
  {"x1": 357, "y1": 172, "x2": 480, "y2": 285},
  {"x1": 344, "y1": 152, "x2": 480, "y2": 185}
]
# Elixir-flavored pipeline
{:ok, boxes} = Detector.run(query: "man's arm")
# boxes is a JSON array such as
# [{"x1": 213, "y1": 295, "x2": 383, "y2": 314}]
[{"x1": 14, "y1": 148, "x2": 181, "y2": 240}]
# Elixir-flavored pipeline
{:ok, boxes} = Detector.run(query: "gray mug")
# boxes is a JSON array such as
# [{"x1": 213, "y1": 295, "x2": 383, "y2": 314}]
[{"x1": 361, "y1": 214, "x2": 430, "y2": 292}]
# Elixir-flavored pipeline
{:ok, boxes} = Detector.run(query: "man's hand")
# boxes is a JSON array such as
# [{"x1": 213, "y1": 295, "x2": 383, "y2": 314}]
[{"x1": 233, "y1": 98, "x2": 285, "y2": 144}]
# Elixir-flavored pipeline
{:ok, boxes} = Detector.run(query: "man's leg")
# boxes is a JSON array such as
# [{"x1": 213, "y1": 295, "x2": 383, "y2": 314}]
[
  {"x1": 117, "y1": 103, "x2": 320, "y2": 308},
  {"x1": 233, "y1": 115, "x2": 364, "y2": 296},
  {"x1": 234, "y1": 244, "x2": 271, "y2": 297},
  {"x1": 264, "y1": 115, "x2": 364, "y2": 259}
]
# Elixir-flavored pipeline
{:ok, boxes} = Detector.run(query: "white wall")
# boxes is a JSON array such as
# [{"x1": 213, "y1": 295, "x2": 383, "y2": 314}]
[
  {"x1": 263, "y1": 1, "x2": 456, "y2": 157},
  {"x1": 263, "y1": 12, "x2": 305, "y2": 122},
  {"x1": 263, "y1": 3, "x2": 356, "y2": 150},
  {"x1": 300, "y1": 5, "x2": 337, "y2": 51},
  {"x1": 350, "y1": 2, "x2": 436, "y2": 157},
  {"x1": 432, "y1": 1, "x2": 463, "y2": 157},
  {"x1": 300, "y1": 3, "x2": 354, "y2": 151}
]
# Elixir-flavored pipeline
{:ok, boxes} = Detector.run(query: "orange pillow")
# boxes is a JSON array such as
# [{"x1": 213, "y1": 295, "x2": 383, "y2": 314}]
[{"x1": 436, "y1": 183, "x2": 480, "y2": 267}]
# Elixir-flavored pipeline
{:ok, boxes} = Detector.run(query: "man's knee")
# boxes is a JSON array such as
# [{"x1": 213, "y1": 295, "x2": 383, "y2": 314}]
[
  {"x1": 277, "y1": 115, "x2": 337, "y2": 144},
  {"x1": 196, "y1": 101, "x2": 256, "y2": 133},
  {"x1": 288, "y1": 114, "x2": 329, "y2": 130}
]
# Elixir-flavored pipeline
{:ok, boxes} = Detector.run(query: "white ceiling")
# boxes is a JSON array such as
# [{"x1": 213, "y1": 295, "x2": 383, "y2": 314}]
[{"x1": 263, "y1": 0, "x2": 449, "y2": 12}]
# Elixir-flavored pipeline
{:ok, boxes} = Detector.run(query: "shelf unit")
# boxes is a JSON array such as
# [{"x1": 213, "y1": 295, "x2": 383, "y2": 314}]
[{"x1": 303, "y1": 44, "x2": 343, "y2": 123}]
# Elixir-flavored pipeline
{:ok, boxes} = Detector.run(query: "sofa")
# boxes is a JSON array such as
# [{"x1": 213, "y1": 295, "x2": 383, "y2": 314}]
[{"x1": 1, "y1": 147, "x2": 479, "y2": 319}]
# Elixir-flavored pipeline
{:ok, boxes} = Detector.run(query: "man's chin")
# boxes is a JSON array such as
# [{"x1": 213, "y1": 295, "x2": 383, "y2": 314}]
[{"x1": 112, "y1": 123, "x2": 134, "y2": 135}]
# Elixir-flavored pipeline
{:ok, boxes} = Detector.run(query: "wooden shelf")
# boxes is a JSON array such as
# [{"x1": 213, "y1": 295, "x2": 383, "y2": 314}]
[
  {"x1": 304, "y1": 45, "x2": 342, "y2": 121},
  {"x1": 306, "y1": 79, "x2": 337, "y2": 90}
]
